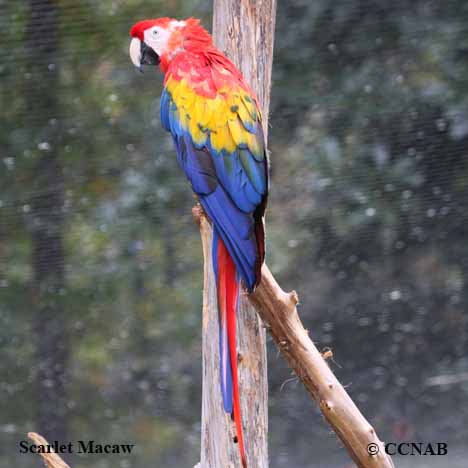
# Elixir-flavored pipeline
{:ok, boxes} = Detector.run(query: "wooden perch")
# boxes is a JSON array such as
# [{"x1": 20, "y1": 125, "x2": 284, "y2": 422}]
[
  {"x1": 195, "y1": 211, "x2": 395, "y2": 468},
  {"x1": 27, "y1": 433, "x2": 71, "y2": 468},
  {"x1": 199, "y1": 1, "x2": 394, "y2": 467},
  {"x1": 195, "y1": 1, "x2": 396, "y2": 467},
  {"x1": 250, "y1": 269, "x2": 395, "y2": 468}
]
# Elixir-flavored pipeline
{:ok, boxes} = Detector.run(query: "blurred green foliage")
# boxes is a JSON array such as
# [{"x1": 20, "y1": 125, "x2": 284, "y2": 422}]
[{"x1": 1, "y1": 1, "x2": 468, "y2": 467}]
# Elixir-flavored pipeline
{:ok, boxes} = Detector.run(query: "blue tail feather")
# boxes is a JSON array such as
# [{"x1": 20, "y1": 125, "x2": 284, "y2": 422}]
[{"x1": 213, "y1": 229, "x2": 233, "y2": 413}]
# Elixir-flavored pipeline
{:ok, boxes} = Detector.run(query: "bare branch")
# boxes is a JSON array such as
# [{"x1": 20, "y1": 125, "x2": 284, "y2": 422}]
[
  {"x1": 197, "y1": 213, "x2": 395, "y2": 468},
  {"x1": 27, "y1": 433, "x2": 71, "y2": 468}
]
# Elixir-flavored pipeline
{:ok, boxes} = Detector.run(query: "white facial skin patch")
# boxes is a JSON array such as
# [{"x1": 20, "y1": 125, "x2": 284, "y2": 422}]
[
  {"x1": 143, "y1": 26, "x2": 171, "y2": 56},
  {"x1": 142, "y1": 21, "x2": 187, "y2": 59}
]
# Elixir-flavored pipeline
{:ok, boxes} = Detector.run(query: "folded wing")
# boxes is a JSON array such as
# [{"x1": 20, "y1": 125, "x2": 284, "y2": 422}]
[{"x1": 161, "y1": 54, "x2": 268, "y2": 289}]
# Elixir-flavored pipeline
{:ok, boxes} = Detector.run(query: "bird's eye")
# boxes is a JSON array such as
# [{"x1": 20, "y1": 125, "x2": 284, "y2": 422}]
[{"x1": 152, "y1": 29, "x2": 159, "y2": 36}]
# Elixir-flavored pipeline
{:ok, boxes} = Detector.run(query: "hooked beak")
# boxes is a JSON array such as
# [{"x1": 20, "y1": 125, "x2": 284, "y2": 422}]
[{"x1": 129, "y1": 37, "x2": 160, "y2": 72}]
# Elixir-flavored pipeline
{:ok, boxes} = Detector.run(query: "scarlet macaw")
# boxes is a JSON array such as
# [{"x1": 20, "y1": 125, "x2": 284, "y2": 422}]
[{"x1": 129, "y1": 18, "x2": 268, "y2": 467}]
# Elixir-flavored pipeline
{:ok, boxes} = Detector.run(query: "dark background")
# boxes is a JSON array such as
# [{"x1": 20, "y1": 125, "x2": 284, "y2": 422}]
[{"x1": 1, "y1": 1, "x2": 467, "y2": 467}]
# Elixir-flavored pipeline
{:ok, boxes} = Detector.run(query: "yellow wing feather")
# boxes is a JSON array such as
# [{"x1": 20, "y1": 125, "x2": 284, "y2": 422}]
[{"x1": 165, "y1": 71, "x2": 262, "y2": 156}]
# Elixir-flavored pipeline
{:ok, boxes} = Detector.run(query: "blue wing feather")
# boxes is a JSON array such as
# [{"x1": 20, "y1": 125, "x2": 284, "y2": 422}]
[
  {"x1": 160, "y1": 89, "x2": 171, "y2": 131},
  {"x1": 202, "y1": 188, "x2": 257, "y2": 288},
  {"x1": 209, "y1": 149, "x2": 262, "y2": 213}
]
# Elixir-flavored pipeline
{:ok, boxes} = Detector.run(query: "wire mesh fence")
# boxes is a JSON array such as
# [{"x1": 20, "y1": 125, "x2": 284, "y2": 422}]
[{"x1": 1, "y1": 1, "x2": 468, "y2": 467}]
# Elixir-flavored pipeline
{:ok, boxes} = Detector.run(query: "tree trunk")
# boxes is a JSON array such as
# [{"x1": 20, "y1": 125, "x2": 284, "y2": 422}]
[
  {"x1": 199, "y1": 2, "x2": 276, "y2": 467},
  {"x1": 26, "y1": 0, "x2": 69, "y2": 446}
]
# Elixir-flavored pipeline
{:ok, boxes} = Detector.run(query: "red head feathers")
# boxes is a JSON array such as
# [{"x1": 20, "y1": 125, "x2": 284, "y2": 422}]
[{"x1": 129, "y1": 18, "x2": 213, "y2": 72}]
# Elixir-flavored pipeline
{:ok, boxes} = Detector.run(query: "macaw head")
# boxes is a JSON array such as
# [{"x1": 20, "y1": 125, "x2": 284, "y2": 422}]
[{"x1": 129, "y1": 17, "x2": 212, "y2": 72}]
